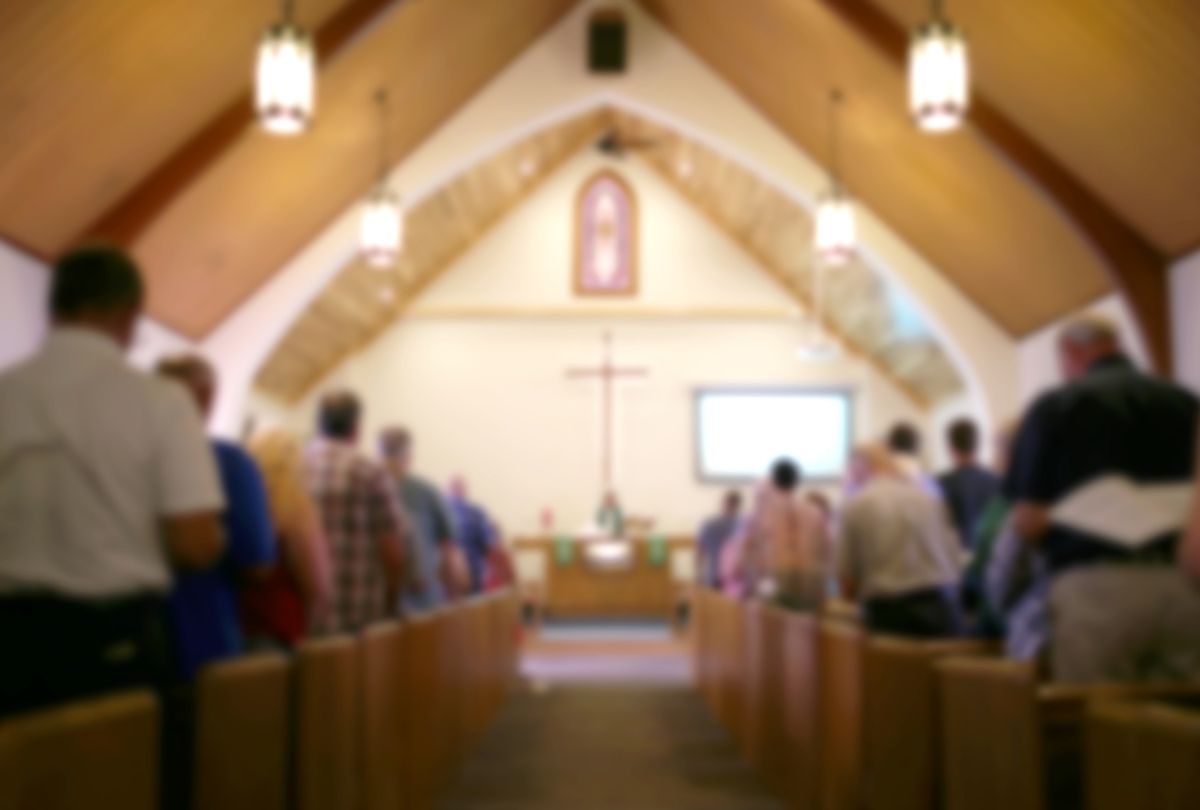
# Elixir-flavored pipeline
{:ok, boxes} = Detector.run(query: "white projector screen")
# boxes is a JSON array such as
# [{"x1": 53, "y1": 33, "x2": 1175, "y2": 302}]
[{"x1": 694, "y1": 389, "x2": 853, "y2": 482}]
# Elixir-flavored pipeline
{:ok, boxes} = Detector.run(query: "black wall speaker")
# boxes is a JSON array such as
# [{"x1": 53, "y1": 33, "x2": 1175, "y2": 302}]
[{"x1": 588, "y1": 9, "x2": 627, "y2": 74}]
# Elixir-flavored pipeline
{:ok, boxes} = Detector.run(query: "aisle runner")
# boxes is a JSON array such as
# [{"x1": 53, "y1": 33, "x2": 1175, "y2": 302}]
[{"x1": 438, "y1": 685, "x2": 784, "y2": 810}]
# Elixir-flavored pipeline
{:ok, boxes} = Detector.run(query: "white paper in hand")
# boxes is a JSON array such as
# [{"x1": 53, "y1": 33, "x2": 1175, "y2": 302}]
[{"x1": 1050, "y1": 475, "x2": 1194, "y2": 549}]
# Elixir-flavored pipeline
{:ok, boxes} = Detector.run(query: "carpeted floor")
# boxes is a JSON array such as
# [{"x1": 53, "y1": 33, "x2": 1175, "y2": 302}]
[{"x1": 437, "y1": 683, "x2": 785, "y2": 810}]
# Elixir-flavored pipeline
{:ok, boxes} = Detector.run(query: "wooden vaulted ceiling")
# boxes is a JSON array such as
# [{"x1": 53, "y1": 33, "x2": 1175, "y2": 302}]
[
  {"x1": 257, "y1": 106, "x2": 965, "y2": 406},
  {"x1": 254, "y1": 108, "x2": 612, "y2": 401},
  {"x1": 637, "y1": 0, "x2": 1200, "y2": 370},
  {"x1": 0, "y1": 0, "x2": 578, "y2": 338},
  {"x1": 1, "y1": 0, "x2": 1197, "y2": 370}
]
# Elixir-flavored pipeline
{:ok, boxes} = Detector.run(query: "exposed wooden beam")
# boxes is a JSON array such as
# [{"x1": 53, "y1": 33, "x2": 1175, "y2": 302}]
[
  {"x1": 77, "y1": 0, "x2": 405, "y2": 248},
  {"x1": 817, "y1": 0, "x2": 1172, "y2": 372}
]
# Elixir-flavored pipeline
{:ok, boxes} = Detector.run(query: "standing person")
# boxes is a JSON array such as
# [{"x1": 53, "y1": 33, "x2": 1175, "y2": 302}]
[
  {"x1": 937, "y1": 418, "x2": 1001, "y2": 549},
  {"x1": 446, "y1": 476, "x2": 497, "y2": 595},
  {"x1": 244, "y1": 429, "x2": 332, "y2": 647},
  {"x1": 697, "y1": 491, "x2": 744, "y2": 589},
  {"x1": 1005, "y1": 316, "x2": 1200, "y2": 682},
  {"x1": 379, "y1": 427, "x2": 460, "y2": 612},
  {"x1": 735, "y1": 459, "x2": 829, "y2": 610},
  {"x1": 886, "y1": 422, "x2": 942, "y2": 498},
  {"x1": 306, "y1": 392, "x2": 408, "y2": 634},
  {"x1": 0, "y1": 246, "x2": 224, "y2": 717},
  {"x1": 596, "y1": 490, "x2": 626, "y2": 537},
  {"x1": 156, "y1": 355, "x2": 276, "y2": 680},
  {"x1": 838, "y1": 444, "x2": 963, "y2": 638}
]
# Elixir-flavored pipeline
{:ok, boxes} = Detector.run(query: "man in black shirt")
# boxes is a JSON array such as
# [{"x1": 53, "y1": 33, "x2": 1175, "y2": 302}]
[
  {"x1": 1005, "y1": 315, "x2": 1200, "y2": 682},
  {"x1": 937, "y1": 418, "x2": 1000, "y2": 549}
]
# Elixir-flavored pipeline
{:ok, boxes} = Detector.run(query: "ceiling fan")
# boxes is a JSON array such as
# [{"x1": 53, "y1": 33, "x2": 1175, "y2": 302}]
[{"x1": 595, "y1": 127, "x2": 663, "y2": 158}]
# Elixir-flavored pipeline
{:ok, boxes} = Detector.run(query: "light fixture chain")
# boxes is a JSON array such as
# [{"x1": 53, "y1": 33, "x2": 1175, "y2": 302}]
[
  {"x1": 376, "y1": 89, "x2": 390, "y2": 186},
  {"x1": 828, "y1": 88, "x2": 844, "y2": 190},
  {"x1": 282, "y1": 0, "x2": 297, "y2": 25}
]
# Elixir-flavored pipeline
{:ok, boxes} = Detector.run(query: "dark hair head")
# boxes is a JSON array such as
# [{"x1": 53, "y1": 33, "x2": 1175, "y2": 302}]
[
  {"x1": 947, "y1": 417, "x2": 979, "y2": 456},
  {"x1": 378, "y1": 426, "x2": 413, "y2": 460},
  {"x1": 886, "y1": 422, "x2": 921, "y2": 455},
  {"x1": 723, "y1": 489, "x2": 743, "y2": 511},
  {"x1": 770, "y1": 458, "x2": 801, "y2": 491},
  {"x1": 50, "y1": 245, "x2": 144, "y2": 320},
  {"x1": 318, "y1": 389, "x2": 362, "y2": 439}
]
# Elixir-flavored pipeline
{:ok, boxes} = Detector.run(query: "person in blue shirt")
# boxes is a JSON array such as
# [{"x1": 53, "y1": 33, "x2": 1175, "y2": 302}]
[
  {"x1": 446, "y1": 476, "x2": 497, "y2": 595},
  {"x1": 156, "y1": 355, "x2": 275, "y2": 680}
]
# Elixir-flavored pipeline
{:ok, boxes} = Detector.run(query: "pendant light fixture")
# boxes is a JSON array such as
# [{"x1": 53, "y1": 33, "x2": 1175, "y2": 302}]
[
  {"x1": 814, "y1": 89, "x2": 856, "y2": 268},
  {"x1": 909, "y1": 0, "x2": 969, "y2": 133},
  {"x1": 255, "y1": 0, "x2": 315, "y2": 136},
  {"x1": 360, "y1": 89, "x2": 404, "y2": 269}
]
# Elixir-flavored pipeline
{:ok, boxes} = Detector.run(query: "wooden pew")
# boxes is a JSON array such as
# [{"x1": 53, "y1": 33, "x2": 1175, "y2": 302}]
[
  {"x1": 756, "y1": 604, "x2": 820, "y2": 810},
  {"x1": 938, "y1": 657, "x2": 1200, "y2": 810},
  {"x1": 1085, "y1": 699, "x2": 1200, "y2": 810},
  {"x1": 398, "y1": 612, "x2": 441, "y2": 807},
  {"x1": 193, "y1": 653, "x2": 290, "y2": 810},
  {"x1": 819, "y1": 616, "x2": 865, "y2": 810},
  {"x1": 360, "y1": 622, "x2": 404, "y2": 810},
  {"x1": 295, "y1": 635, "x2": 360, "y2": 810},
  {"x1": 862, "y1": 635, "x2": 994, "y2": 810},
  {"x1": 0, "y1": 690, "x2": 159, "y2": 810}
]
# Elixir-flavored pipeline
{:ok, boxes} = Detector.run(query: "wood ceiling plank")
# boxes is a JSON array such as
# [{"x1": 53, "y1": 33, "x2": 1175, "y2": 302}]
[
  {"x1": 816, "y1": 0, "x2": 1172, "y2": 373},
  {"x1": 872, "y1": 0, "x2": 1200, "y2": 256},
  {"x1": 0, "y1": 0, "x2": 351, "y2": 256},
  {"x1": 131, "y1": 0, "x2": 579, "y2": 339},
  {"x1": 78, "y1": 0, "x2": 404, "y2": 252},
  {"x1": 635, "y1": 0, "x2": 1113, "y2": 340}
]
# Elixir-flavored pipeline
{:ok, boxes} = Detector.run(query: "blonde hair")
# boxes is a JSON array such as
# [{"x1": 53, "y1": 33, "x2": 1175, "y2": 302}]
[
  {"x1": 851, "y1": 442, "x2": 902, "y2": 477},
  {"x1": 247, "y1": 428, "x2": 320, "y2": 542}
]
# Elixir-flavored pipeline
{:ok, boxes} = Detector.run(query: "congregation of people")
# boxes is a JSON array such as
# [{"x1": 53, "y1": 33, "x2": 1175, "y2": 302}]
[
  {"x1": 0, "y1": 246, "x2": 510, "y2": 721},
  {"x1": 698, "y1": 313, "x2": 1200, "y2": 684}
]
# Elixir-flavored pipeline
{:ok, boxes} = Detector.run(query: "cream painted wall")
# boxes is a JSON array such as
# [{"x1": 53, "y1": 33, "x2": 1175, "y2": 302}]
[
  {"x1": 199, "y1": 0, "x2": 1015, "y2": 439},
  {"x1": 1170, "y1": 247, "x2": 1200, "y2": 394},
  {"x1": 1016, "y1": 293, "x2": 1151, "y2": 409},
  {"x1": 0, "y1": 240, "x2": 47, "y2": 370},
  {"x1": 269, "y1": 147, "x2": 929, "y2": 535}
]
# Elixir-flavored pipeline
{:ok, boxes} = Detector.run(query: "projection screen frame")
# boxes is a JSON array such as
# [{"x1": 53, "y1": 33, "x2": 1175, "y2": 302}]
[{"x1": 692, "y1": 386, "x2": 856, "y2": 484}]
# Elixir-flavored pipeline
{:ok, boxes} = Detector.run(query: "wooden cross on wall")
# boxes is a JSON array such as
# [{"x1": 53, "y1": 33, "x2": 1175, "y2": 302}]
[{"x1": 565, "y1": 331, "x2": 649, "y2": 491}]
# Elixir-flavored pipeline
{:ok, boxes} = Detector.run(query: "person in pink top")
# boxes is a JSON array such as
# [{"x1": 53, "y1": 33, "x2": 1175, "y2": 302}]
[{"x1": 725, "y1": 459, "x2": 831, "y2": 610}]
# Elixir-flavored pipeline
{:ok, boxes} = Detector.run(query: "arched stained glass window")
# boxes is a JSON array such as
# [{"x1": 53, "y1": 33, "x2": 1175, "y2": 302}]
[{"x1": 575, "y1": 170, "x2": 637, "y2": 296}]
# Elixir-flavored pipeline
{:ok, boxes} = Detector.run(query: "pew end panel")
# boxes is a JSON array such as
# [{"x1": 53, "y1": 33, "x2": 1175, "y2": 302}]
[
  {"x1": 295, "y1": 635, "x2": 361, "y2": 810},
  {"x1": 193, "y1": 653, "x2": 291, "y2": 810},
  {"x1": 939, "y1": 656, "x2": 1200, "y2": 810},
  {"x1": 360, "y1": 622, "x2": 405, "y2": 810},
  {"x1": 0, "y1": 690, "x2": 159, "y2": 810},
  {"x1": 819, "y1": 617, "x2": 865, "y2": 810},
  {"x1": 862, "y1": 636, "x2": 996, "y2": 810},
  {"x1": 1086, "y1": 698, "x2": 1200, "y2": 810}
]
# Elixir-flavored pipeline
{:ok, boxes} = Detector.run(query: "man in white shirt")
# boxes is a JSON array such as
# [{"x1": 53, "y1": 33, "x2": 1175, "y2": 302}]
[
  {"x1": 839, "y1": 444, "x2": 964, "y2": 638},
  {"x1": 0, "y1": 245, "x2": 225, "y2": 716}
]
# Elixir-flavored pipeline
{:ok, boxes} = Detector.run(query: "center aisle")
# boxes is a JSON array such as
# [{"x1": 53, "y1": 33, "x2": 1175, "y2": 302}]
[{"x1": 438, "y1": 622, "x2": 784, "y2": 809}]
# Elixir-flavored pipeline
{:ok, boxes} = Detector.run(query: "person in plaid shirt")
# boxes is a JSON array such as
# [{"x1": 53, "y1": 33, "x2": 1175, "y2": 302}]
[{"x1": 303, "y1": 390, "x2": 408, "y2": 634}]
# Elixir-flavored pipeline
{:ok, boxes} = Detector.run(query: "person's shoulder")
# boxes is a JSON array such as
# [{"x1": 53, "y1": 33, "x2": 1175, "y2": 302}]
[{"x1": 213, "y1": 440, "x2": 262, "y2": 477}]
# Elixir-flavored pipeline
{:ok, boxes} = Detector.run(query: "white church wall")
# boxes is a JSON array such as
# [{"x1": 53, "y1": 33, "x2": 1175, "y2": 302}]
[
  {"x1": 199, "y1": 0, "x2": 1014, "y2": 441},
  {"x1": 0, "y1": 240, "x2": 48, "y2": 370},
  {"x1": 1170, "y1": 247, "x2": 1200, "y2": 394},
  {"x1": 1015, "y1": 292, "x2": 1151, "y2": 409},
  {"x1": 280, "y1": 144, "x2": 930, "y2": 536}
]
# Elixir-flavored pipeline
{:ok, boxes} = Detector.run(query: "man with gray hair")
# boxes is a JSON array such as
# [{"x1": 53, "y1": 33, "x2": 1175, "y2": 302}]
[{"x1": 1005, "y1": 314, "x2": 1200, "y2": 682}]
